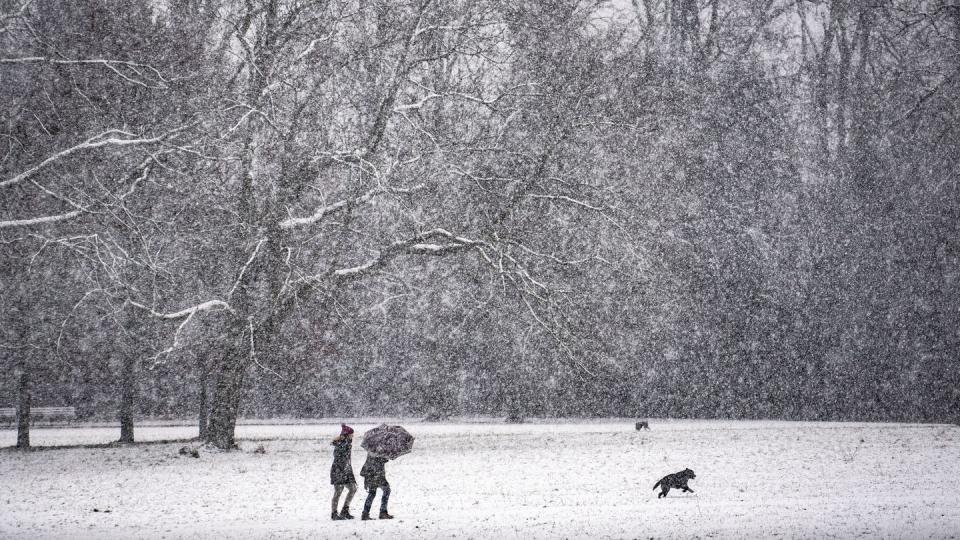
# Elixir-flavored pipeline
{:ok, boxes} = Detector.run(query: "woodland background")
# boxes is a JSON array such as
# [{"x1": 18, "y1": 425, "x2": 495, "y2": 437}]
[{"x1": 1, "y1": 0, "x2": 958, "y2": 446}]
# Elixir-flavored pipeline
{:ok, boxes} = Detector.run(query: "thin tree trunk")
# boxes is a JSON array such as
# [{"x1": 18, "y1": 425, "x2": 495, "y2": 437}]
[
  {"x1": 16, "y1": 365, "x2": 30, "y2": 449},
  {"x1": 815, "y1": 0, "x2": 843, "y2": 168},
  {"x1": 848, "y1": 6, "x2": 875, "y2": 190},
  {"x1": 198, "y1": 361, "x2": 209, "y2": 439},
  {"x1": 118, "y1": 353, "x2": 136, "y2": 443},
  {"x1": 834, "y1": 12, "x2": 852, "y2": 167}
]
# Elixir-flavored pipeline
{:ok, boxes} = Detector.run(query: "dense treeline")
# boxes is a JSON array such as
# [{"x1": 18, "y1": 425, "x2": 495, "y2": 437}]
[{"x1": 1, "y1": 0, "x2": 958, "y2": 446}]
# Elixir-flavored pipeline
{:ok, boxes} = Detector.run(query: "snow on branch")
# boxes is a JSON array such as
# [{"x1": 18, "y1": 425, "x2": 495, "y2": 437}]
[
  {"x1": 290, "y1": 228, "x2": 483, "y2": 284},
  {"x1": 408, "y1": 243, "x2": 446, "y2": 253},
  {"x1": 0, "y1": 155, "x2": 157, "y2": 229},
  {"x1": 393, "y1": 93, "x2": 442, "y2": 113},
  {"x1": 527, "y1": 193, "x2": 607, "y2": 212},
  {"x1": 0, "y1": 57, "x2": 168, "y2": 88},
  {"x1": 128, "y1": 298, "x2": 233, "y2": 366},
  {"x1": 280, "y1": 199, "x2": 348, "y2": 230},
  {"x1": 128, "y1": 299, "x2": 233, "y2": 319},
  {"x1": 311, "y1": 227, "x2": 555, "y2": 299},
  {"x1": 280, "y1": 184, "x2": 425, "y2": 230},
  {"x1": 0, "y1": 210, "x2": 82, "y2": 229},
  {"x1": 117, "y1": 157, "x2": 154, "y2": 202},
  {"x1": 291, "y1": 32, "x2": 335, "y2": 65},
  {"x1": 0, "y1": 129, "x2": 178, "y2": 189},
  {"x1": 227, "y1": 238, "x2": 266, "y2": 300}
]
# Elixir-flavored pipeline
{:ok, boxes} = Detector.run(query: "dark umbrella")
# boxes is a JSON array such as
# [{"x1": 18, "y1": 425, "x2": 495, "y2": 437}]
[{"x1": 361, "y1": 424, "x2": 415, "y2": 460}]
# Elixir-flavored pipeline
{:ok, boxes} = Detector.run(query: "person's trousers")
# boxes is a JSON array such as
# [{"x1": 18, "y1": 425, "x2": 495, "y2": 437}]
[
  {"x1": 362, "y1": 484, "x2": 390, "y2": 515},
  {"x1": 332, "y1": 483, "x2": 357, "y2": 513}
]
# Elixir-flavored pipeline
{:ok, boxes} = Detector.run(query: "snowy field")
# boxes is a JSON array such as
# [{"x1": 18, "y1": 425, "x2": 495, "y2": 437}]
[{"x1": 2, "y1": 419, "x2": 960, "y2": 539}]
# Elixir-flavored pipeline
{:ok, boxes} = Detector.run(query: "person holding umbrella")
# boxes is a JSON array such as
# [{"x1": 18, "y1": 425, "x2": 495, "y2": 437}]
[
  {"x1": 330, "y1": 424, "x2": 357, "y2": 520},
  {"x1": 359, "y1": 424, "x2": 415, "y2": 521},
  {"x1": 359, "y1": 454, "x2": 392, "y2": 520}
]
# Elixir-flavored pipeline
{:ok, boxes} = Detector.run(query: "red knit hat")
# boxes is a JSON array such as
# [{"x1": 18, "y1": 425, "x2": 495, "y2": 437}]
[{"x1": 340, "y1": 424, "x2": 354, "y2": 436}]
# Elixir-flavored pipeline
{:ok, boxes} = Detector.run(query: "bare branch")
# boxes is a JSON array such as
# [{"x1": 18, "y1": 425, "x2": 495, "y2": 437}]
[
  {"x1": 518, "y1": 292, "x2": 596, "y2": 378},
  {"x1": 527, "y1": 193, "x2": 606, "y2": 212},
  {"x1": 291, "y1": 32, "x2": 335, "y2": 64},
  {"x1": 0, "y1": 57, "x2": 167, "y2": 87},
  {"x1": 361, "y1": 1, "x2": 431, "y2": 155},
  {"x1": 0, "y1": 210, "x2": 82, "y2": 229},
  {"x1": 117, "y1": 158, "x2": 154, "y2": 202},
  {"x1": 291, "y1": 228, "x2": 483, "y2": 286},
  {"x1": 55, "y1": 288, "x2": 103, "y2": 352},
  {"x1": 0, "y1": 128, "x2": 181, "y2": 189},
  {"x1": 393, "y1": 93, "x2": 442, "y2": 113},
  {"x1": 0, "y1": 155, "x2": 156, "y2": 229},
  {"x1": 401, "y1": 82, "x2": 540, "y2": 112},
  {"x1": 128, "y1": 299, "x2": 233, "y2": 319},
  {"x1": 506, "y1": 239, "x2": 598, "y2": 266},
  {"x1": 145, "y1": 310, "x2": 197, "y2": 367},
  {"x1": 227, "y1": 238, "x2": 267, "y2": 300},
  {"x1": 280, "y1": 184, "x2": 425, "y2": 230},
  {"x1": 128, "y1": 296, "x2": 233, "y2": 368}
]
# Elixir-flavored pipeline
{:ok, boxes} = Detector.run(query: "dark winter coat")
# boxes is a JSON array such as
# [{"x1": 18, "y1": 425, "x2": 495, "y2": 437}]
[
  {"x1": 359, "y1": 455, "x2": 389, "y2": 490},
  {"x1": 330, "y1": 438, "x2": 356, "y2": 485}
]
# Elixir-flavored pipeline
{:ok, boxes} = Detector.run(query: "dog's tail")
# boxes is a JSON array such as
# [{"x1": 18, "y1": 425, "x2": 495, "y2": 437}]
[{"x1": 652, "y1": 479, "x2": 661, "y2": 490}]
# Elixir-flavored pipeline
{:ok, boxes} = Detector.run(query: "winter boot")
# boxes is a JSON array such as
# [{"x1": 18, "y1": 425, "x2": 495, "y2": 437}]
[
  {"x1": 361, "y1": 513, "x2": 373, "y2": 521},
  {"x1": 339, "y1": 508, "x2": 354, "y2": 520},
  {"x1": 331, "y1": 512, "x2": 342, "y2": 521},
  {"x1": 379, "y1": 511, "x2": 394, "y2": 520}
]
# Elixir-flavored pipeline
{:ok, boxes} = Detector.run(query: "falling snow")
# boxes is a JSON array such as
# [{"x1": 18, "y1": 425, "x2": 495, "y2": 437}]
[{"x1": 2, "y1": 0, "x2": 959, "y2": 538}]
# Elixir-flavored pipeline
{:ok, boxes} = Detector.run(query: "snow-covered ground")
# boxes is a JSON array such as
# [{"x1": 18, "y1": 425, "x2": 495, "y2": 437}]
[{"x1": 2, "y1": 419, "x2": 959, "y2": 539}]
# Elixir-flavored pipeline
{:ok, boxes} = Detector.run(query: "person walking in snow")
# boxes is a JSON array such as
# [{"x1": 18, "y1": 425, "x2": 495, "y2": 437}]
[
  {"x1": 330, "y1": 424, "x2": 357, "y2": 520},
  {"x1": 359, "y1": 454, "x2": 393, "y2": 520}
]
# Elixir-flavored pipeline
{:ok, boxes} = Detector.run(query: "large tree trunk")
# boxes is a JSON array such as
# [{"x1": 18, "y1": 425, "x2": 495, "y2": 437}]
[
  {"x1": 205, "y1": 351, "x2": 248, "y2": 449},
  {"x1": 203, "y1": 311, "x2": 284, "y2": 448},
  {"x1": 118, "y1": 352, "x2": 136, "y2": 443},
  {"x1": 16, "y1": 365, "x2": 30, "y2": 449}
]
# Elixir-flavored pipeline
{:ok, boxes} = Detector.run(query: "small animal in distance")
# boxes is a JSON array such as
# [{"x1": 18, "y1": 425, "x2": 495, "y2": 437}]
[
  {"x1": 635, "y1": 421, "x2": 650, "y2": 430},
  {"x1": 653, "y1": 468, "x2": 696, "y2": 498}
]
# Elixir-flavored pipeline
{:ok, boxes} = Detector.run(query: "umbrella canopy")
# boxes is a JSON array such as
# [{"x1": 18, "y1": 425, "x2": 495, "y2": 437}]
[{"x1": 361, "y1": 424, "x2": 415, "y2": 460}]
